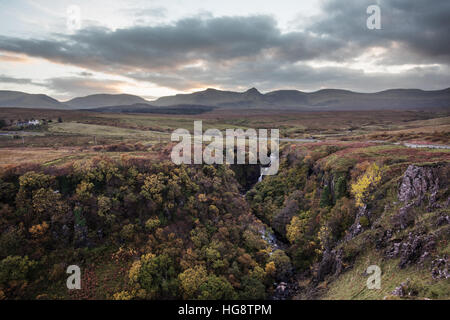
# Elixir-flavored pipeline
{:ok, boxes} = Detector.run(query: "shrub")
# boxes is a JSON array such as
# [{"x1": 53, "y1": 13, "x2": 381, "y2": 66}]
[
  {"x1": 359, "y1": 216, "x2": 370, "y2": 228},
  {"x1": 145, "y1": 217, "x2": 161, "y2": 231},
  {"x1": 0, "y1": 255, "x2": 36, "y2": 286}
]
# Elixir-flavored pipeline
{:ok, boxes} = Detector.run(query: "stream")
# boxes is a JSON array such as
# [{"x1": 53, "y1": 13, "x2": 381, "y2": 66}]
[
  {"x1": 257, "y1": 208, "x2": 299, "y2": 300},
  {"x1": 369, "y1": 140, "x2": 450, "y2": 149},
  {"x1": 245, "y1": 168, "x2": 299, "y2": 300}
]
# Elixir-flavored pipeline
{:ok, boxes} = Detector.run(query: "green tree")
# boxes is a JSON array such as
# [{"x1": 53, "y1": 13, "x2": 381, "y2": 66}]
[
  {"x1": 268, "y1": 250, "x2": 292, "y2": 280},
  {"x1": 320, "y1": 185, "x2": 332, "y2": 208},
  {"x1": 239, "y1": 275, "x2": 266, "y2": 299},
  {"x1": 198, "y1": 275, "x2": 236, "y2": 300},
  {"x1": 335, "y1": 176, "x2": 347, "y2": 199},
  {"x1": 0, "y1": 180, "x2": 17, "y2": 204},
  {"x1": 129, "y1": 253, "x2": 178, "y2": 299}
]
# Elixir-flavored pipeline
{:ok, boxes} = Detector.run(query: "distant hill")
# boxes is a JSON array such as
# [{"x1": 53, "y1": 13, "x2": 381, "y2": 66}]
[
  {"x1": 153, "y1": 87, "x2": 266, "y2": 107},
  {"x1": 64, "y1": 94, "x2": 149, "y2": 109},
  {"x1": 152, "y1": 87, "x2": 450, "y2": 110},
  {"x1": 0, "y1": 88, "x2": 449, "y2": 111},
  {"x1": 88, "y1": 103, "x2": 215, "y2": 115},
  {"x1": 0, "y1": 90, "x2": 65, "y2": 109}
]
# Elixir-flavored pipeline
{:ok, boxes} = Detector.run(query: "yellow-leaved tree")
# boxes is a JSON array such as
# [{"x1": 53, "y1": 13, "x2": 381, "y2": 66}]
[
  {"x1": 351, "y1": 163, "x2": 383, "y2": 207},
  {"x1": 178, "y1": 266, "x2": 208, "y2": 299}
]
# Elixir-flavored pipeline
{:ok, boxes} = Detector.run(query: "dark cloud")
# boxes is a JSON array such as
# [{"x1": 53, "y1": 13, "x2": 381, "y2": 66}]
[
  {"x1": 0, "y1": 16, "x2": 282, "y2": 72},
  {"x1": 78, "y1": 71, "x2": 93, "y2": 77},
  {"x1": 132, "y1": 60, "x2": 450, "y2": 93},
  {"x1": 0, "y1": 0, "x2": 449, "y2": 93},
  {"x1": 0, "y1": 74, "x2": 35, "y2": 85},
  {"x1": 306, "y1": 0, "x2": 450, "y2": 64}
]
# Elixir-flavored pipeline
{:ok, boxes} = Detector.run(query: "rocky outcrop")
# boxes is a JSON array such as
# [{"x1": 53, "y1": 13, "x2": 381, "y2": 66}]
[
  {"x1": 393, "y1": 165, "x2": 444, "y2": 230},
  {"x1": 436, "y1": 211, "x2": 450, "y2": 227},
  {"x1": 272, "y1": 281, "x2": 300, "y2": 300},
  {"x1": 431, "y1": 256, "x2": 449, "y2": 280},
  {"x1": 391, "y1": 279, "x2": 418, "y2": 297},
  {"x1": 397, "y1": 165, "x2": 440, "y2": 206},
  {"x1": 393, "y1": 203, "x2": 417, "y2": 230},
  {"x1": 384, "y1": 232, "x2": 436, "y2": 268},
  {"x1": 375, "y1": 229, "x2": 393, "y2": 250},
  {"x1": 345, "y1": 204, "x2": 370, "y2": 241}
]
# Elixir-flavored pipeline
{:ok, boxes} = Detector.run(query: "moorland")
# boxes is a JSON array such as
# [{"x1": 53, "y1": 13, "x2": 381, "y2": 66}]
[{"x1": 0, "y1": 99, "x2": 449, "y2": 300}]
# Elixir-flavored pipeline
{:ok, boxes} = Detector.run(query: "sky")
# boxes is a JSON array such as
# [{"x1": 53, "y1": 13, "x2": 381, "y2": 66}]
[{"x1": 0, "y1": 0, "x2": 449, "y2": 101}]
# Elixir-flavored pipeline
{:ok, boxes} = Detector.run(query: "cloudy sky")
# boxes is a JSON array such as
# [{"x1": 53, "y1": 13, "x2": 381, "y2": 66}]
[{"x1": 0, "y1": 0, "x2": 449, "y2": 100}]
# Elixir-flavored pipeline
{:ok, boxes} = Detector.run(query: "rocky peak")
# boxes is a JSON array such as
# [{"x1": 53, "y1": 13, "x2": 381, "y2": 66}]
[{"x1": 244, "y1": 87, "x2": 262, "y2": 96}]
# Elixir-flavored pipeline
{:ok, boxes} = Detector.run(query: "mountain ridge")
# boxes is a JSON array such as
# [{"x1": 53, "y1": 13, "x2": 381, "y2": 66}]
[
  {"x1": 0, "y1": 87, "x2": 449, "y2": 111},
  {"x1": 152, "y1": 87, "x2": 450, "y2": 110},
  {"x1": 0, "y1": 90, "x2": 65, "y2": 109},
  {"x1": 64, "y1": 93, "x2": 149, "y2": 109}
]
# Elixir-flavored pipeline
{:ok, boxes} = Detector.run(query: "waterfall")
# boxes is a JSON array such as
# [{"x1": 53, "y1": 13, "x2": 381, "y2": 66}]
[
  {"x1": 258, "y1": 155, "x2": 276, "y2": 183},
  {"x1": 258, "y1": 167, "x2": 269, "y2": 182},
  {"x1": 258, "y1": 173, "x2": 263, "y2": 183}
]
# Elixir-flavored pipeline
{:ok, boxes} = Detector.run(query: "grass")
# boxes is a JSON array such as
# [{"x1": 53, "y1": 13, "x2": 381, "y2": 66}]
[
  {"x1": 2, "y1": 107, "x2": 448, "y2": 140},
  {"x1": 0, "y1": 146, "x2": 162, "y2": 169},
  {"x1": 322, "y1": 250, "x2": 450, "y2": 300},
  {"x1": 48, "y1": 122, "x2": 169, "y2": 139},
  {"x1": 0, "y1": 147, "x2": 82, "y2": 167},
  {"x1": 0, "y1": 107, "x2": 448, "y2": 172}
]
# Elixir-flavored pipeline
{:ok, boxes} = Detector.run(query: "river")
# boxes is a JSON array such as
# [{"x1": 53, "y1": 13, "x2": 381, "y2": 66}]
[{"x1": 245, "y1": 168, "x2": 299, "y2": 300}]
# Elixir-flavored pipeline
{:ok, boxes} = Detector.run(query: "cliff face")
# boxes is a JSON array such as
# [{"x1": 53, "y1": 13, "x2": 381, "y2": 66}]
[
  {"x1": 394, "y1": 165, "x2": 447, "y2": 226},
  {"x1": 397, "y1": 165, "x2": 441, "y2": 206},
  {"x1": 307, "y1": 163, "x2": 449, "y2": 299},
  {"x1": 385, "y1": 165, "x2": 448, "y2": 270},
  {"x1": 246, "y1": 143, "x2": 449, "y2": 299}
]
